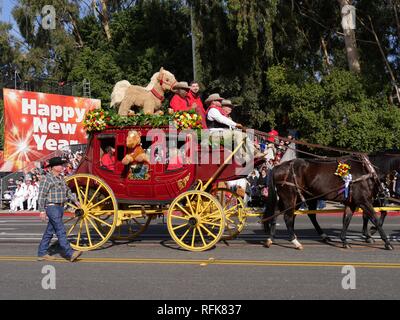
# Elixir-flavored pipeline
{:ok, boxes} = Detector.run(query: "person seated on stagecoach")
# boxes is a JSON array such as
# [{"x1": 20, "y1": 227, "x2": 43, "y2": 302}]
[
  {"x1": 205, "y1": 94, "x2": 243, "y2": 131},
  {"x1": 169, "y1": 81, "x2": 192, "y2": 112},
  {"x1": 205, "y1": 94, "x2": 265, "y2": 159},
  {"x1": 187, "y1": 81, "x2": 207, "y2": 128},
  {"x1": 100, "y1": 146, "x2": 116, "y2": 171}
]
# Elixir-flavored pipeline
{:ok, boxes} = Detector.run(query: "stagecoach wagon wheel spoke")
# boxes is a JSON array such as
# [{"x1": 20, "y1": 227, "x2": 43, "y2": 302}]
[
  {"x1": 66, "y1": 217, "x2": 80, "y2": 236},
  {"x1": 167, "y1": 190, "x2": 224, "y2": 252},
  {"x1": 75, "y1": 219, "x2": 84, "y2": 247},
  {"x1": 63, "y1": 174, "x2": 117, "y2": 251},
  {"x1": 65, "y1": 202, "x2": 79, "y2": 210},
  {"x1": 84, "y1": 218, "x2": 93, "y2": 247},
  {"x1": 210, "y1": 188, "x2": 247, "y2": 240}
]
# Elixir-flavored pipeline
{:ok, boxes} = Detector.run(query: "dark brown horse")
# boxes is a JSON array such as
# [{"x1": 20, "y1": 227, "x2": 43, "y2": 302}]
[
  {"x1": 263, "y1": 155, "x2": 394, "y2": 250},
  {"x1": 280, "y1": 151, "x2": 400, "y2": 246}
]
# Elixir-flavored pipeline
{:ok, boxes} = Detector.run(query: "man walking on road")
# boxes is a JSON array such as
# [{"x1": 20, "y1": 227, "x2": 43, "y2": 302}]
[{"x1": 37, "y1": 157, "x2": 83, "y2": 262}]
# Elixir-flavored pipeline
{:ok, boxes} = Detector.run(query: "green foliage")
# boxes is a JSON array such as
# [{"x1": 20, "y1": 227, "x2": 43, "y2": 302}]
[
  {"x1": 2, "y1": 0, "x2": 400, "y2": 153},
  {"x1": 267, "y1": 66, "x2": 400, "y2": 152},
  {"x1": 0, "y1": 99, "x2": 3, "y2": 149}
]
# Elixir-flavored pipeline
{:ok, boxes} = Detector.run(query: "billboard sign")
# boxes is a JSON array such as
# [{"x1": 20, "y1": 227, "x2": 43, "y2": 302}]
[{"x1": 1, "y1": 89, "x2": 100, "y2": 171}]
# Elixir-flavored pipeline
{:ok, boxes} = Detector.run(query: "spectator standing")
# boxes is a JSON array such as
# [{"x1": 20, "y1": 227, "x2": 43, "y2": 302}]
[
  {"x1": 267, "y1": 128, "x2": 279, "y2": 143},
  {"x1": 27, "y1": 178, "x2": 39, "y2": 211},
  {"x1": 12, "y1": 181, "x2": 25, "y2": 211},
  {"x1": 258, "y1": 167, "x2": 270, "y2": 200}
]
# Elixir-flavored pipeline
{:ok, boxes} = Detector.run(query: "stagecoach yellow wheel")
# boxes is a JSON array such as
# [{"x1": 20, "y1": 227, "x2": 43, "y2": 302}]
[
  {"x1": 111, "y1": 216, "x2": 152, "y2": 241},
  {"x1": 167, "y1": 190, "x2": 225, "y2": 252},
  {"x1": 211, "y1": 188, "x2": 247, "y2": 240},
  {"x1": 63, "y1": 174, "x2": 118, "y2": 251}
]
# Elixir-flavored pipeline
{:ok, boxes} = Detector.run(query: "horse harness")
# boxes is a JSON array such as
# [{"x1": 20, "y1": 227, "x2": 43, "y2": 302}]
[{"x1": 275, "y1": 155, "x2": 382, "y2": 205}]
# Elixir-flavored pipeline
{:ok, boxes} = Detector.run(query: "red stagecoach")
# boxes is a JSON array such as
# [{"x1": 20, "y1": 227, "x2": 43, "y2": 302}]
[{"x1": 64, "y1": 126, "x2": 261, "y2": 252}]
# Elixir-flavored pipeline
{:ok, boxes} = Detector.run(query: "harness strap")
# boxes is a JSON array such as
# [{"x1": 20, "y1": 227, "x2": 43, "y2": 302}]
[{"x1": 150, "y1": 88, "x2": 165, "y2": 102}]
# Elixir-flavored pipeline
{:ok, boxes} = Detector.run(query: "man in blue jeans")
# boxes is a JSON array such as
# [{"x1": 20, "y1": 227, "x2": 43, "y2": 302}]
[{"x1": 37, "y1": 157, "x2": 82, "y2": 262}]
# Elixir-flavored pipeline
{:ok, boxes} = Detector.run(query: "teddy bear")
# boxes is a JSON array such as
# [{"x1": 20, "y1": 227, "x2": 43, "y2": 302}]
[
  {"x1": 122, "y1": 130, "x2": 150, "y2": 180},
  {"x1": 122, "y1": 130, "x2": 150, "y2": 165}
]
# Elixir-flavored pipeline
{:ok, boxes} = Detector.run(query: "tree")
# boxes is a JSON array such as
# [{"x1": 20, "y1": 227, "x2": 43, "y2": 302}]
[
  {"x1": 338, "y1": 0, "x2": 361, "y2": 73},
  {"x1": 266, "y1": 65, "x2": 400, "y2": 152}
]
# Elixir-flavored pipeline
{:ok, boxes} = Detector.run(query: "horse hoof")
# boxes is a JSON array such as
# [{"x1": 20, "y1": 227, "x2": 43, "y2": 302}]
[
  {"x1": 385, "y1": 244, "x2": 394, "y2": 251},
  {"x1": 365, "y1": 237, "x2": 375, "y2": 244},
  {"x1": 343, "y1": 244, "x2": 351, "y2": 249},
  {"x1": 321, "y1": 235, "x2": 331, "y2": 243},
  {"x1": 291, "y1": 239, "x2": 303, "y2": 250},
  {"x1": 264, "y1": 239, "x2": 273, "y2": 248}
]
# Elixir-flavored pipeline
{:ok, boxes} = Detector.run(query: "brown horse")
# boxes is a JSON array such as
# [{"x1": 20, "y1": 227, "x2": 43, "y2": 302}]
[
  {"x1": 299, "y1": 151, "x2": 400, "y2": 244},
  {"x1": 263, "y1": 155, "x2": 394, "y2": 250}
]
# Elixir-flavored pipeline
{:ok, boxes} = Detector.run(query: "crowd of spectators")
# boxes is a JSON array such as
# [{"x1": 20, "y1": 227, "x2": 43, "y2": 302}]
[
  {"x1": 225, "y1": 133, "x2": 326, "y2": 210},
  {"x1": 2, "y1": 148, "x2": 84, "y2": 212}
]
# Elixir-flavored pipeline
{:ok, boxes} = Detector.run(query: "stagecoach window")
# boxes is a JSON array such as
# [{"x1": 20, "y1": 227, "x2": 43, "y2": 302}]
[{"x1": 117, "y1": 146, "x2": 125, "y2": 161}]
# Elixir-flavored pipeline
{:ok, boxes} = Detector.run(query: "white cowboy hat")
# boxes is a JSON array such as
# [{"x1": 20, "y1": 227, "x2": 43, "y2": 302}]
[
  {"x1": 205, "y1": 93, "x2": 224, "y2": 105},
  {"x1": 173, "y1": 81, "x2": 190, "y2": 90}
]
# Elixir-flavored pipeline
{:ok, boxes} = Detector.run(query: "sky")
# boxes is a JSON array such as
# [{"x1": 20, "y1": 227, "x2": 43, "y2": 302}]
[
  {"x1": 1, "y1": 0, "x2": 16, "y2": 24},
  {"x1": 0, "y1": 0, "x2": 20, "y2": 38}
]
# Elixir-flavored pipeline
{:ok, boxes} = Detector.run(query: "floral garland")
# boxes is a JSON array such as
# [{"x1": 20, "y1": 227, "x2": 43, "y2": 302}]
[
  {"x1": 334, "y1": 162, "x2": 351, "y2": 177},
  {"x1": 83, "y1": 109, "x2": 203, "y2": 133},
  {"x1": 173, "y1": 111, "x2": 202, "y2": 131},
  {"x1": 83, "y1": 109, "x2": 111, "y2": 132}
]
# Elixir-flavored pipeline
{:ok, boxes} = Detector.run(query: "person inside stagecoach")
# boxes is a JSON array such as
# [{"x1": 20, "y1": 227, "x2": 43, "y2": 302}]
[
  {"x1": 100, "y1": 146, "x2": 116, "y2": 171},
  {"x1": 166, "y1": 145, "x2": 184, "y2": 171},
  {"x1": 169, "y1": 81, "x2": 191, "y2": 112}
]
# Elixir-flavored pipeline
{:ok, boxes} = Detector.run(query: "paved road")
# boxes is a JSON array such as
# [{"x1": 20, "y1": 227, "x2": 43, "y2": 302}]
[{"x1": 0, "y1": 214, "x2": 399, "y2": 300}]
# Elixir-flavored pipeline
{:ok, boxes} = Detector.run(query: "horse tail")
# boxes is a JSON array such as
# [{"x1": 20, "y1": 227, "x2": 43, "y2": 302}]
[
  {"x1": 263, "y1": 168, "x2": 278, "y2": 232},
  {"x1": 110, "y1": 80, "x2": 131, "y2": 107}
]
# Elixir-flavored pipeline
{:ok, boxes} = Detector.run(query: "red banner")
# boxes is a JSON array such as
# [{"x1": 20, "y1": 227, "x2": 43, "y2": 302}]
[{"x1": 2, "y1": 89, "x2": 100, "y2": 171}]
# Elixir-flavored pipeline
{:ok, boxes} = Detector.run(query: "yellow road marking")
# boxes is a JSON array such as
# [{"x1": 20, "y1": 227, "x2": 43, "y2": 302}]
[{"x1": 0, "y1": 256, "x2": 400, "y2": 269}]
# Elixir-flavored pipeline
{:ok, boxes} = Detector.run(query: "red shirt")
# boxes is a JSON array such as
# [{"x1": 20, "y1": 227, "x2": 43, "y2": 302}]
[
  {"x1": 101, "y1": 153, "x2": 115, "y2": 171},
  {"x1": 267, "y1": 129, "x2": 278, "y2": 143},
  {"x1": 187, "y1": 91, "x2": 204, "y2": 113},
  {"x1": 170, "y1": 94, "x2": 190, "y2": 112},
  {"x1": 188, "y1": 91, "x2": 207, "y2": 128}
]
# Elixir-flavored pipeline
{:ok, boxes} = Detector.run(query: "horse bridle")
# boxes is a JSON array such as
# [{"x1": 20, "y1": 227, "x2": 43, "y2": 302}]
[{"x1": 158, "y1": 72, "x2": 177, "y2": 90}]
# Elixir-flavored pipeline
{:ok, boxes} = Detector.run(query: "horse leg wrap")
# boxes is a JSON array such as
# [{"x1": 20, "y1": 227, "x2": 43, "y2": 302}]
[
  {"x1": 291, "y1": 239, "x2": 303, "y2": 250},
  {"x1": 265, "y1": 239, "x2": 273, "y2": 248}
]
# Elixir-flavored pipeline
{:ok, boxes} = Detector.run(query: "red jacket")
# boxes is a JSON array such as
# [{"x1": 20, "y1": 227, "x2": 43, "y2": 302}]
[
  {"x1": 187, "y1": 91, "x2": 204, "y2": 113},
  {"x1": 170, "y1": 94, "x2": 190, "y2": 112},
  {"x1": 267, "y1": 129, "x2": 279, "y2": 143},
  {"x1": 188, "y1": 91, "x2": 207, "y2": 128}
]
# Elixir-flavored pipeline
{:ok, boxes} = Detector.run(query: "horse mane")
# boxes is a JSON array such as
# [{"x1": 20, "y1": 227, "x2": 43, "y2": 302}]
[
  {"x1": 144, "y1": 69, "x2": 175, "y2": 90},
  {"x1": 302, "y1": 155, "x2": 354, "y2": 164},
  {"x1": 369, "y1": 150, "x2": 400, "y2": 174},
  {"x1": 145, "y1": 72, "x2": 159, "y2": 90}
]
